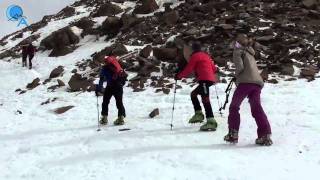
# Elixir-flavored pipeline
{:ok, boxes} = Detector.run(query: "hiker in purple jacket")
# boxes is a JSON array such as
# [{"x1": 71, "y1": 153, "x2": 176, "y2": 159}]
[{"x1": 224, "y1": 34, "x2": 272, "y2": 146}]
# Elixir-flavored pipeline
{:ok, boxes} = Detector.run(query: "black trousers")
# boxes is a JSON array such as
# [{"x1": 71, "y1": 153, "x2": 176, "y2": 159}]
[
  {"x1": 191, "y1": 81, "x2": 214, "y2": 118},
  {"x1": 22, "y1": 55, "x2": 34, "y2": 68},
  {"x1": 22, "y1": 55, "x2": 27, "y2": 67},
  {"x1": 29, "y1": 55, "x2": 34, "y2": 68},
  {"x1": 102, "y1": 84, "x2": 126, "y2": 117}
]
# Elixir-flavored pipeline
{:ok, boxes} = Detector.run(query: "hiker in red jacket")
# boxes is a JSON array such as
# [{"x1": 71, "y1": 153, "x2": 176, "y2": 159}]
[{"x1": 175, "y1": 42, "x2": 218, "y2": 131}]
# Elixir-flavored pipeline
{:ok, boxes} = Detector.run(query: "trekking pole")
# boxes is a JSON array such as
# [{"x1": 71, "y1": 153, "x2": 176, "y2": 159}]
[
  {"x1": 96, "y1": 95, "x2": 101, "y2": 132},
  {"x1": 170, "y1": 80, "x2": 178, "y2": 131},
  {"x1": 219, "y1": 79, "x2": 235, "y2": 112},
  {"x1": 214, "y1": 84, "x2": 223, "y2": 116}
]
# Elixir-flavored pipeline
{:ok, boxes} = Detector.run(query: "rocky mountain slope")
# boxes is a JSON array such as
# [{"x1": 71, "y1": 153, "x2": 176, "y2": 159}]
[{"x1": 0, "y1": 0, "x2": 319, "y2": 93}]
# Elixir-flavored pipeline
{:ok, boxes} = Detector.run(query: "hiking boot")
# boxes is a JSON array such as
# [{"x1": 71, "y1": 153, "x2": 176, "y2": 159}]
[
  {"x1": 114, "y1": 116, "x2": 125, "y2": 126},
  {"x1": 255, "y1": 134, "x2": 273, "y2": 146},
  {"x1": 200, "y1": 117, "x2": 217, "y2": 131},
  {"x1": 224, "y1": 129, "x2": 239, "y2": 144},
  {"x1": 99, "y1": 116, "x2": 108, "y2": 125},
  {"x1": 188, "y1": 110, "x2": 204, "y2": 124}
]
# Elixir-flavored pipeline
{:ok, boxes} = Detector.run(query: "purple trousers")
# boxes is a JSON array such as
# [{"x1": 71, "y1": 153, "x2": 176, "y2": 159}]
[{"x1": 228, "y1": 83, "x2": 271, "y2": 138}]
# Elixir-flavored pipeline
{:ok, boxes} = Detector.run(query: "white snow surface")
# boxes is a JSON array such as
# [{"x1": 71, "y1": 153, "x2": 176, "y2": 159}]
[
  {"x1": 1, "y1": 52, "x2": 320, "y2": 180},
  {"x1": 0, "y1": 0, "x2": 320, "y2": 179}
]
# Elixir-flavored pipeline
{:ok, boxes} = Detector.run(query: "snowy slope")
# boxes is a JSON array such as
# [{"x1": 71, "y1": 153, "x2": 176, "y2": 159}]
[
  {"x1": 1, "y1": 0, "x2": 320, "y2": 179},
  {"x1": 1, "y1": 56, "x2": 320, "y2": 180}
]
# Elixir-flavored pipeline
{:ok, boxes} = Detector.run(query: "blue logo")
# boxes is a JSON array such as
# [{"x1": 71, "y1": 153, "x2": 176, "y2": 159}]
[{"x1": 6, "y1": 5, "x2": 28, "y2": 27}]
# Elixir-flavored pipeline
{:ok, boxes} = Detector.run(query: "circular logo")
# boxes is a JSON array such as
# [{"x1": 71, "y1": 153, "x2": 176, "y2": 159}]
[{"x1": 6, "y1": 5, "x2": 24, "y2": 21}]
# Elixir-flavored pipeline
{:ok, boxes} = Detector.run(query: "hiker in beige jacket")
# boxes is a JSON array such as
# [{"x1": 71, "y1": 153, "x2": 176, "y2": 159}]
[{"x1": 224, "y1": 34, "x2": 272, "y2": 146}]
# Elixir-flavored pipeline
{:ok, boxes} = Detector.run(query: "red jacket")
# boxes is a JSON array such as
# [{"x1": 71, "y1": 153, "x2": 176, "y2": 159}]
[{"x1": 177, "y1": 52, "x2": 217, "y2": 82}]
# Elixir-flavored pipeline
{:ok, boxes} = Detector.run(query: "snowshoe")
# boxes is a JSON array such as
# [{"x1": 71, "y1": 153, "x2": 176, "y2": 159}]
[
  {"x1": 200, "y1": 117, "x2": 217, "y2": 131},
  {"x1": 99, "y1": 116, "x2": 108, "y2": 125},
  {"x1": 114, "y1": 116, "x2": 125, "y2": 126},
  {"x1": 224, "y1": 129, "x2": 239, "y2": 144},
  {"x1": 188, "y1": 110, "x2": 204, "y2": 124},
  {"x1": 255, "y1": 134, "x2": 273, "y2": 146}
]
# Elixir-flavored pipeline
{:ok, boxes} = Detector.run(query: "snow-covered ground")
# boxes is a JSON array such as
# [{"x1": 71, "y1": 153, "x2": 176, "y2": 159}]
[
  {"x1": 1, "y1": 53, "x2": 320, "y2": 179},
  {"x1": 0, "y1": 0, "x2": 319, "y2": 179}
]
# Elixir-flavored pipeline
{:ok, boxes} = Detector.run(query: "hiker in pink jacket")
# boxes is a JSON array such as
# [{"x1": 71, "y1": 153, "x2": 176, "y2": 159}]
[{"x1": 224, "y1": 34, "x2": 272, "y2": 146}]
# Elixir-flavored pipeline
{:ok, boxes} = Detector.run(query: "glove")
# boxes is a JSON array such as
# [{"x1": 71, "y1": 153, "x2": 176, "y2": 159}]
[
  {"x1": 174, "y1": 74, "x2": 181, "y2": 80},
  {"x1": 95, "y1": 89, "x2": 100, "y2": 96},
  {"x1": 95, "y1": 85, "x2": 101, "y2": 96}
]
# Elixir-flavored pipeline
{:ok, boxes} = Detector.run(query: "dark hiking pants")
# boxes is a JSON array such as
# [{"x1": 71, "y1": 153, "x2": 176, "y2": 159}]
[
  {"x1": 191, "y1": 81, "x2": 214, "y2": 118},
  {"x1": 29, "y1": 54, "x2": 34, "y2": 69},
  {"x1": 22, "y1": 55, "x2": 27, "y2": 67},
  {"x1": 102, "y1": 84, "x2": 126, "y2": 117}
]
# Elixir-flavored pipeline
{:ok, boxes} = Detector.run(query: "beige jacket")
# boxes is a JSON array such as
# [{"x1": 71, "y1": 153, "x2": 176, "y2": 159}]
[{"x1": 233, "y1": 46, "x2": 264, "y2": 87}]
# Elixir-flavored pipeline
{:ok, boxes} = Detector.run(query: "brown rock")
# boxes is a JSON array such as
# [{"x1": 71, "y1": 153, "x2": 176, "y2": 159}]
[
  {"x1": 256, "y1": 36, "x2": 275, "y2": 42},
  {"x1": 268, "y1": 79, "x2": 279, "y2": 84},
  {"x1": 74, "y1": 17, "x2": 95, "y2": 30},
  {"x1": 133, "y1": 0, "x2": 159, "y2": 14},
  {"x1": 57, "y1": 79, "x2": 66, "y2": 86},
  {"x1": 54, "y1": 106, "x2": 74, "y2": 114},
  {"x1": 50, "y1": 66, "x2": 64, "y2": 78},
  {"x1": 140, "y1": 45, "x2": 153, "y2": 58},
  {"x1": 214, "y1": 56, "x2": 227, "y2": 66},
  {"x1": 100, "y1": 17, "x2": 122, "y2": 38},
  {"x1": 219, "y1": 24, "x2": 234, "y2": 30},
  {"x1": 285, "y1": 78, "x2": 297, "y2": 81},
  {"x1": 162, "y1": 11, "x2": 179, "y2": 25},
  {"x1": 162, "y1": 88, "x2": 170, "y2": 94},
  {"x1": 111, "y1": 43, "x2": 128, "y2": 56},
  {"x1": 92, "y1": 2, "x2": 123, "y2": 17},
  {"x1": 19, "y1": 90, "x2": 27, "y2": 95},
  {"x1": 301, "y1": 68, "x2": 317, "y2": 77},
  {"x1": 281, "y1": 64, "x2": 294, "y2": 76},
  {"x1": 121, "y1": 14, "x2": 140, "y2": 30},
  {"x1": 149, "y1": 108, "x2": 160, "y2": 118},
  {"x1": 303, "y1": 0, "x2": 320, "y2": 8},
  {"x1": 153, "y1": 47, "x2": 177, "y2": 62},
  {"x1": 68, "y1": 73, "x2": 95, "y2": 92},
  {"x1": 26, "y1": 78, "x2": 40, "y2": 90},
  {"x1": 57, "y1": 6, "x2": 75, "y2": 18},
  {"x1": 40, "y1": 27, "x2": 79, "y2": 57},
  {"x1": 43, "y1": 78, "x2": 51, "y2": 85}
]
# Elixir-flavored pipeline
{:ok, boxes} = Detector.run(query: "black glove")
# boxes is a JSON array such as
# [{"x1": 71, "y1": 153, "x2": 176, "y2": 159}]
[
  {"x1": 95, "y1": 85, "x2": 101, "y2": 96},
  {"x1": 174, "y1": 74, "x2": 181, "y2": 80}
]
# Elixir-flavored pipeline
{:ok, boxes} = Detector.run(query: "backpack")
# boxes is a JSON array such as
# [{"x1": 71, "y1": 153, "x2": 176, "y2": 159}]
[{"x1": 117, "y1": 70, "x2": 128, "y2": 86}]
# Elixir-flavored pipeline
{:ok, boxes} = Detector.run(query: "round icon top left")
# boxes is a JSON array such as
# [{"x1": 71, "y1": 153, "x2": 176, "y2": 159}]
[{"x1": 6, "y1": 5, "x2": 24, "y2": 21}]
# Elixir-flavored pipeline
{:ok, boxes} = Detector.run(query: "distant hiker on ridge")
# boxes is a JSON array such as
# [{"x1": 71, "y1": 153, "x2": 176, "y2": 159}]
[
  {"x1": 224, "y1": 34, "x2": 272, "y2": 146},
  {"x1": 21, "y1": 42, "x2": 36, "y2": 69},
  {"x1": 175, "y1": 41, "x2": 218, "y2": 131},
  {"x1": 95, "y1": 55, "x2": 128, "y2": 126}
]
